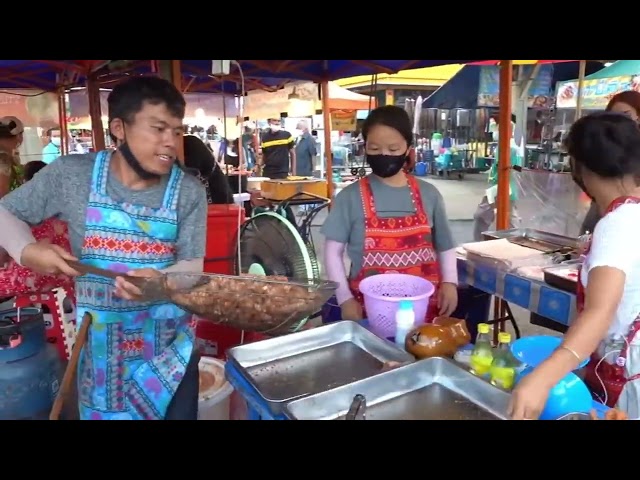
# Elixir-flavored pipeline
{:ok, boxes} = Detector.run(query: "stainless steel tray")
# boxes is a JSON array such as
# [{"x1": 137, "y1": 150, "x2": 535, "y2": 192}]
[
  {"x1": 482, "y1": 228, "x2": 579, "y2": 250},
  {"x1": 284, "y1": 357, "x2": 511, "y2": 420},
  {"x1": 226, "y1": 321, "x2": 413, "y2": 413},
  {"x1": 543, "y1": 264, "x2": 580, "y2": 293}
]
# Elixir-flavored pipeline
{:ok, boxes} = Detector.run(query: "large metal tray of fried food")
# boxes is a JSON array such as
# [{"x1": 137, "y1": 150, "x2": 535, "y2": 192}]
[
  {"x1": 284, "y1": 357, "x2": 511, "y2": 420},
  {"x1": 226, "y1": 321, "x2": 413, "y2": 414},
  {"x1": 141, "y1": 273, "x2": 337, "y2": 336}
]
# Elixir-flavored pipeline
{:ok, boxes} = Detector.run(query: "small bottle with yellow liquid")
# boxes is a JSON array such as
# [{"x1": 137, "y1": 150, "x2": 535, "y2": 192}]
[
  {"x1": 489, "y1": 332, "x2": 518, "y2": 390},
  {"x1": 469, "y1": 323, "x2": 493, "y2": 377}
]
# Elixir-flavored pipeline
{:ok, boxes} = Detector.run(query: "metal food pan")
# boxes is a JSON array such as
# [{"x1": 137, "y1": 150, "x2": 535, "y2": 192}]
[
  {"x1": 482, "y1": 228, "x2": 579, "y2": 250},
  {"x1": 543, "y1": 264, "x2": 580, "y2": 293},
  {"x1": 226, "y1": 321, "x2": 413, "y2": 413},
  {"x1": 284, "y1": 357, "x2": 511, "y2": 420}
]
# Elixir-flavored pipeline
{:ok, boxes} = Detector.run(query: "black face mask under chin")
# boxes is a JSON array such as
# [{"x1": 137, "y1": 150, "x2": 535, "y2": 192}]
[
  {"x1": 118, "y1": 142, "x2": 162, "y2": 181},
  {"x1": 367, "y1": 153, "x2": 408, "y2": 178}
]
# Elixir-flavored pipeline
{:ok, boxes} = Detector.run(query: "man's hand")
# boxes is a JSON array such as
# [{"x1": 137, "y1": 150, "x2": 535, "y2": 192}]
[
  {"x1": 21, "y1": 241, "x2": 80, "y2": 276},
  {"x1": 114, "y1": 268, "x2": 162, "y2": 301}
]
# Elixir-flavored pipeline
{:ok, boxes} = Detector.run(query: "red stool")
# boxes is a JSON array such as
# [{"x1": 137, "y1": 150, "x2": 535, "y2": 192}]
[{"x1": 14, "y1": 288, "x2": 76, "y2": 361}]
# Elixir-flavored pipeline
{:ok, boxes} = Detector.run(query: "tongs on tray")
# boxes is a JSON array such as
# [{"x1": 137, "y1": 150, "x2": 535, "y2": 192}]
[{"x1": 505, "y1": 236, "x2": 576, "y2": 259}]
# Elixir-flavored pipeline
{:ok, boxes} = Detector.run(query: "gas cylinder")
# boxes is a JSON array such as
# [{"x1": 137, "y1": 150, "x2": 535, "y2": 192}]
[{"x1": 0, "y1": 307, "x2": 64, "y2": 420}]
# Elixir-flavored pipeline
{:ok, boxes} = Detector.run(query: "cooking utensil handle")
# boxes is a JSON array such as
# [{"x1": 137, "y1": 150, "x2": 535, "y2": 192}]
[
  {"x1": 49, "y1": 313, "x2": 92, "y2": 420},
  {"x1": 67, "y1": 260, "x2": 146, "y2": 288},
  {"x1": 67, "y1": 260, "x2": 120, "y2": 280}
]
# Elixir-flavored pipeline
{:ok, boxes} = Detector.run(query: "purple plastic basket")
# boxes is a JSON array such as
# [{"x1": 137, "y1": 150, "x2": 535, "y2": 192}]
[{"x1": 358, "y1": 273, "x2": 435, "y2": 338}]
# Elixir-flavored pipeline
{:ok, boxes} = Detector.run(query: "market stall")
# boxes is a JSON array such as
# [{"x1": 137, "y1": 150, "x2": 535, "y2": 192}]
[
  {"x1": 1, "y1": 59, "x2": 623, "y2": 421},
  {"x1": 222, "y1": 60, "x2": 616, "y2": 422}
]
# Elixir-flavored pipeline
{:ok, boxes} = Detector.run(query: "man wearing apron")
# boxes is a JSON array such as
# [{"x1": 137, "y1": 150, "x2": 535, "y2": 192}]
[{"x1": 0, "y1": 76, "x2": 208, "y2": 420}]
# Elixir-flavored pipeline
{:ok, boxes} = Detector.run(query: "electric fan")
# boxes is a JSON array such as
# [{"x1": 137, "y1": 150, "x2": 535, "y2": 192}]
[{"x1": 234, "y1": 210, "x2": 321, "y2": 333}]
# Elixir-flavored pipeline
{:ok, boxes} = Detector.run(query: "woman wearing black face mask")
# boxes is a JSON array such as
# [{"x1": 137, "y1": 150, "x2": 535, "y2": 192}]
[
  {"x1": 321, "y1": 105, "x2": 458, "y2": 324},
  {"x1": 509, "y1": 112, "x2": 640, "y2": 420}
]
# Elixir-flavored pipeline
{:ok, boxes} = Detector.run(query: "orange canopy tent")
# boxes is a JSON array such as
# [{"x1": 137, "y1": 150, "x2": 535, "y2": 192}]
[{"x1": 323, "y1": 82, "x2": 375, "y2": 111}]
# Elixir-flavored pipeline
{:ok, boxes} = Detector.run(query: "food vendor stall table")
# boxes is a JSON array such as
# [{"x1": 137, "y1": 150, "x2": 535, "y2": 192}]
[
  {"x1": 225, "y1": 319, "x2": 611, "y2": 420},
  {"x1": 457, "y1": 229, "x2": 581, "y2": 334},
  {"x1": 457, "y1": 256, "x2": 576, "y2": 333}
]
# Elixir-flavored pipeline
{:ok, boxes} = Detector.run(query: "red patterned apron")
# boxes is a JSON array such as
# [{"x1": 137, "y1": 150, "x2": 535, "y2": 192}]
[
  {"x1": 348, "y1": 174, "x2": 441, "y2": 323},
  {"x1": 579, "y1": 196, "x2": 640, "y2": 408}
]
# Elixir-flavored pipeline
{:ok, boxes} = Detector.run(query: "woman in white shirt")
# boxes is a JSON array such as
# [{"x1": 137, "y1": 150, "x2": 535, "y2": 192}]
[{"x1": 510, "y1": 112, "x2": 640, "y2": 420}]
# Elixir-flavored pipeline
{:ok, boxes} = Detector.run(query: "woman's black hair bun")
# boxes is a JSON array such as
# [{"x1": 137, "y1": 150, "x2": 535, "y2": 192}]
[{"x1": 564, "y1": 111, "x2": 640, "y2": 179}]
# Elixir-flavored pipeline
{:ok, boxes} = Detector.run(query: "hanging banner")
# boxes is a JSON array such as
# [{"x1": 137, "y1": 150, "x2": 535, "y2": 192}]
[
  {"x1": 478, "y1": 64, "x2": 554, "y2": 108},
  {"x1": 556, "y1": 75, "x2": 640, "y2": 110},
  {"x1": 330, "y1": 110, "x2": 357, "y2": 131}
]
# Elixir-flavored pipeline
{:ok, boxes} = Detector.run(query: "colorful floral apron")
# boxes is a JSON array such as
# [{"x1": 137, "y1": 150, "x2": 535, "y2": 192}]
[
  {"x1": 75, "y1": 151, "x2": 195, "y2": 420},
  {"x1": 579, "y1": 196, "x2": 640, "y2": 413},
  {"x1": 349, "y1": 174, "x2": 441, "y2": 323}
]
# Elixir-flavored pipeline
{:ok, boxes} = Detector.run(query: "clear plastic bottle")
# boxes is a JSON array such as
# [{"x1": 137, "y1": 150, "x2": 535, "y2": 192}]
[
  {"x1": 489, "y1": 332, "x2": 518, "y2": 390},
  {"x1": 394, "y1": 300, "x2": 415, "y2": 349},
  {"x1": 469, "y1": 323, "x2": 493, "y2": 377}
]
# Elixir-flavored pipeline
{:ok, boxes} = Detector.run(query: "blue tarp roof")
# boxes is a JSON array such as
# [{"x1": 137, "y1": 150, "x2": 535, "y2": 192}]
[
  {"x1": 423, "y1": 61, "x2": 607, "y2": 110},
  {"x1": 0, "y1": 60, "x2": 93, "y2": 91},
  {"x1": 0, "y1": 60, "x2": 485, "y2": 93},
  {"x1": 97, "y1": 60, "x2": 486, "y2": 95}
]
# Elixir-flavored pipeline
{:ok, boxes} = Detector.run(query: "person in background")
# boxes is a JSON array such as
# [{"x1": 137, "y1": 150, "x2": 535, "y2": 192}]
[
  {"x1": 223, "y1": 138, "x2": 241, "y2": 169},
  {"x1": 580, "y1": 90, "x2": 640, "y2": 236},
  {"x1": 259, "y1": 118, "x2": 296, "y2": 179},
  {"x1": 294, "y1": 119, "x2": 316, "y2": 177},
  {"x1": 510, "y1": 112, "x2": 640, "y2": 420},
  {"x1": 293, "y1": 120, "x2": 318, "y2": 216},
  {"x1": 71, "y1": 136, "x2": 87, "y2": 154},
  {"x1": 23, "y1": 161, "x2": 47, "y2": 182},
  {"x1": 530, "y1": 110, "x2": 544, "y2": 143},
  {"x1": 241, "y1": 126, "x2": 256, "y2": 170},
  {"x1": 183, "y1": 134, "x2": 234, "y2": 205},
  {"x1": 0, "y1": 76, "x2": 207, "y2": 420},
  {"x1": 322, "y1": 106, "x2": 458, "y2": 323},
  {"x1": 215, "y1": 137, "x2": 228, "y2": 165},
  {"x1": 221, "y1": 138, "x2": 249, "y2": 203},
  {"x1": 0, "y1": 116, "x2": 25, "y2": 198},
  {"x1": 472, "y1": 114, "x2": 522, "y2": 241},
  {"x1": 42, "y1": 127, "x2": 61, "y2": 164}
]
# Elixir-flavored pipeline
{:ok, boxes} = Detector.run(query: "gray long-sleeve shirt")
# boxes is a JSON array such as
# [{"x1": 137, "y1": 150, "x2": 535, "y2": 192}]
[{"x1": 0, "y1": 153, "x2": 207, "y2": 268}]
